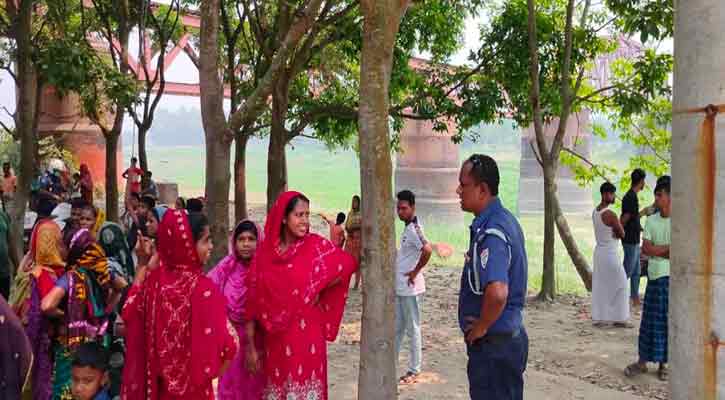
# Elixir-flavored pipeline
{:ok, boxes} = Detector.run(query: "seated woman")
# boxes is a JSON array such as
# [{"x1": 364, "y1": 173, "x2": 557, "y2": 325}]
[
  {"x1": 41, "y1": 229, "x2": 127, "y2": 399},
  {"x1": 208, "y1": 220, "x2": 264, "y2": 400},
  {"x1": 246, "y1": 191, "x2": 358, "y2": 400},
  {"x1": 121, "y1": 210, "x2": 238, "y2": 400}
]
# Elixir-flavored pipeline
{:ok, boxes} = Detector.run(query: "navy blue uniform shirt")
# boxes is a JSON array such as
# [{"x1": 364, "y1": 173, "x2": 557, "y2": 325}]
[{"x1": 458, "y1": 197, "x2": 528, "y2": 334}]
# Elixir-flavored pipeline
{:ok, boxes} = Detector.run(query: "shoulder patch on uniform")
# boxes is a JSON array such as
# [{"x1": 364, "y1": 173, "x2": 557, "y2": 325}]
[
  {"x1": 480, "y1": 248, "x2": 489, "y2": 270},
  {"x1": 413, "y1": 222, "x2": 428, "y2": 244}
]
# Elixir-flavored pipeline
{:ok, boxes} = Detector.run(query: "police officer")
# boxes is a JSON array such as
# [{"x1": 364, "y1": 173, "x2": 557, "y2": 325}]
[{"x1": 456, "y1": 154, "x2": 528, "y2": 400}]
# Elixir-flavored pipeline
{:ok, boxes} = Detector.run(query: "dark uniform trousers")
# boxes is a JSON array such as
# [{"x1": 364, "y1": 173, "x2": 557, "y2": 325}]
[{"x1": 466, "y1": 328, "x2": 528, "y2": 400}]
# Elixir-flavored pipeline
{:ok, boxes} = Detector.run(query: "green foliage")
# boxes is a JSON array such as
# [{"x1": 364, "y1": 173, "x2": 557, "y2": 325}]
[{"x1": 605, "y1": 0, "x2": 673, "y2": 43}]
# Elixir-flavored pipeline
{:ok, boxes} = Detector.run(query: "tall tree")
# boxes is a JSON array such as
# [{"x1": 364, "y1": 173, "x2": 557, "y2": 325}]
[
  {"x1": 356, "y1": 0, "x2": 409, "y2": 398},
  {"x1": 199, "y1": 0, "x2": 325, "y2": 263}
]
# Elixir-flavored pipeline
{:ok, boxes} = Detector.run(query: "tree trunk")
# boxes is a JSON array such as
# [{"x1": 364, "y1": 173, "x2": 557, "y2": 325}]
[
  {"x1": 105, "y1": 129, "x2": 121, "y2": 222},
  {"x1": 10, "y1": 0, "x2": 39, "y2": 266},
  {"x1": 137, "y1": 126, "x2": 149, "y2": 181},
  {"x1": 267, "y1": 78, "x2": 290, "y2": 211},
  {"x1": 538, "y1": 164, "x2": 557, "y2": 301},
  {"x1": 266, "y1": 134, "x2": 288, "y2": 211},
  {"x1": 357, "y1": 1, "x2": 410, "y2": 398},
  {"x1": 553, "y1": 194, "x2": 592, "y2": 291},
  {"x1": 234, "y1": 133, "x2": 249, "y2": 222},
  {"x1": 200, "y1": 0, "x2": 233, "y2": 267}
]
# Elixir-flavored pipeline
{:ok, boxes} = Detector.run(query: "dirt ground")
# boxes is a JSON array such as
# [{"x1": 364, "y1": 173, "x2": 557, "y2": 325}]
[{"x1": 326, "y1": 265, "x2": 668, "y2": 400}]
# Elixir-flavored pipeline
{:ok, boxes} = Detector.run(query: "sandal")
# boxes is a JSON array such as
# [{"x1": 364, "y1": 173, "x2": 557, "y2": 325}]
[
  {"x1": 398, "y1": 371, "x2": 419, "y2": 384},
  {"x1": 658, "y1": 366, "x2": 668, "y2": 381},
  {"x1": 624, "y1": 362, "x2": 648, "y2": 378}
]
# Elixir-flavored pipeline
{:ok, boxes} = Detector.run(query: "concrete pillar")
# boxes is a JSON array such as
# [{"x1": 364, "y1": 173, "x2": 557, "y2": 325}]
[
  {"x1": 517, "y1": 111, "x2": 593, "y2": 215},
  {"x1": 37, "y1": 86, "x2": 121, "y2": 187},
  {"x1": 671, "y1": 2, "x2": 725, "y2": 399},
  {"x1": 395, "y1": 118, "x2": 463, "y2": 225}
]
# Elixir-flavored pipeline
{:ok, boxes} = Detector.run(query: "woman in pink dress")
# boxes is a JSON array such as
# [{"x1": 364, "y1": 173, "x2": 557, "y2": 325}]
[
  {"x1": 246, "y1": 191, "x2": 358, "y2": 400},
  {"x1": 121, "y1": 210, "x2": 239, "y2": 400},
  {"x1": 208, "y1": 220, "x2": 264, "y2": 400}
]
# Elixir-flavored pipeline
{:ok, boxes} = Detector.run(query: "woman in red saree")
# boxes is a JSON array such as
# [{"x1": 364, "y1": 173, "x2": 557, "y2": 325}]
[
  {"x1": 79, "y1": 164, "x2": 93, "y2": 204},
  {"x1": 246, "y1": 191, "x2": 358, "y2": 400},
  {"x1": 121, "y1": 210, "x2": 238, "y2": 400}
]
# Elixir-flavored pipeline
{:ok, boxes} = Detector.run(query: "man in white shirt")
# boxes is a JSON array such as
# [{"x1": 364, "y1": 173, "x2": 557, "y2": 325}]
[{"x1": 395, "y1": 190, "x2": 433, "y2": 384}]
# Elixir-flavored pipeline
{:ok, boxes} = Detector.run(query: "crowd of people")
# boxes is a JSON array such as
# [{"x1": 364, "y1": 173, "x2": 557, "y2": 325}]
[
  {"x1": 0, "y1": 152, "x2": 674, "y2": 400},
  {"x1": 589, "y1": 169, "x2": 672, "y2": 381}
]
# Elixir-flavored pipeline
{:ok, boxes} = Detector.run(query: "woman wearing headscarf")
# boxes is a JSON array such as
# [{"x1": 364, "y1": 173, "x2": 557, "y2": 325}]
[
  {"x1": 10, "y1": 198, "x2": 65, "y2": 400},
  {"x1": 79, "y1": 164, "x2": 93, "y2": 205},
  {"x1": 97, "y1": 222, "x2": 135, "y2": 397},
  {"x1": 41, "y1": 228, "x2": 127, "y2": 400},
  {"x1": 121, "y1": 210, "x2": 238, "y2": 400},
  {"x1": 245, "y1": 191, "x2": 358, "y2": 400},
  {"x1": 344, "y1": 195, "x2": 362, "y2": 289},
  {"x1": 208, "y1": 220, "x2": 264, "y2": 400}
]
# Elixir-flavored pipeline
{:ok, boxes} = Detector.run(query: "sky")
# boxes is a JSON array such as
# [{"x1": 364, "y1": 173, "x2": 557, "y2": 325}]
[{"x1": 0, "y1": 14, "x2": 483, "y2": 123}]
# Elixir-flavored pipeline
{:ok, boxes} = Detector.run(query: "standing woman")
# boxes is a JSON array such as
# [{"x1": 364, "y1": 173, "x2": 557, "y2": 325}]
[
  {"x1": 246, "y1": 191, "x2": 358, "y2": 400},
  {"x1": 208, "y1": 220, "x2": 264, "y2": 400},
  {"x1": 79, "y1": 164, "x2": 93, "y2": 205},
  {"x1": 121, "y1": 211, "x2": 238, "y2": 400},
  {"x1": 344, "y1": 195, "x2": 362, "y2": 290},
  {"x1": 41, "y1": 229, "x2": 126, "y2": 399}
]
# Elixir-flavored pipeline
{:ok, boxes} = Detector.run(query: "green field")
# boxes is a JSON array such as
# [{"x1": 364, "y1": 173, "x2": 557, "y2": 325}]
[{"x1": 133, "y1": 139, "x2": 631, "y2": 296}]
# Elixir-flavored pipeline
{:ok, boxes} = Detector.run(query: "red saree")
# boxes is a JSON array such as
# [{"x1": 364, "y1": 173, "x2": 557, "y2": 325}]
[
  {"x1": 246, "y1": 191, "x2": 358, "y2": 400},
  {"x1": 122, "y1": 209, "x2": 238, "y2": 400}
]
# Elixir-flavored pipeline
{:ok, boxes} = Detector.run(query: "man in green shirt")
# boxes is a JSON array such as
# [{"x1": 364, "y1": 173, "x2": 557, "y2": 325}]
[{"x1": 624, "y1": 177, "x2": 671, "y2": 381}]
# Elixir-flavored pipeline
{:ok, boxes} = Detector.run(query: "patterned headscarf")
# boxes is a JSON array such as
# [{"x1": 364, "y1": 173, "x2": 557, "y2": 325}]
[
  {"x1": 68, "y1": 229, "x2": 111, "y2": 290},
  {"x1": 97, "y1": 222, "x2": 134, "y2": 280}
]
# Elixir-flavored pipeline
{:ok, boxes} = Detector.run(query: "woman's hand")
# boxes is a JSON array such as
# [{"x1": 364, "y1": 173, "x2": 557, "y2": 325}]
[{"x1": 245, "y1": 347, "x2": 261, "y2": 374}]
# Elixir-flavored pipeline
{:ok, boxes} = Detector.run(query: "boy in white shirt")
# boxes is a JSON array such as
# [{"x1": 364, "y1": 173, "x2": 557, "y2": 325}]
[{"x1": 395, "y1": 190, "x2": 433, "y2": 384}]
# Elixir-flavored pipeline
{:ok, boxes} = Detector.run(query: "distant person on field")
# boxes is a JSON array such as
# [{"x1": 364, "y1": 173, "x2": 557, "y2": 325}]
[
  {"x1": 345, "y1": 195, "x2": 362, "y2": 289},
  {"x1": 141, "y1": 171, "x2": 160, "y2": 200},
  {"x1": 591, "y1": 182, "x2": 630, "y2": 328},
  {"x1": 395, "y1": 190, "x2": 432, "y2": 384},
  {"x1": 624, "y1": 178, "x2": 671, "y2": 382},
  {"x1": 122, "y1": 157, "x2": 143, "y2": 197},
  {"x1": 456, "y1": 154, "x2": 528, "y2": 400},
  {"x1": 319, "y1": 212, "x2": 346, "y2": 248},
  {"x1": 620, "y1": 168, "x2": 649, "y2": 307},
  {"x1": 1, "y1": 162, "x2": 16, "y2": 198},
  {"x1": 79, "y1": 164, "x2": 94, "y2": 204}
]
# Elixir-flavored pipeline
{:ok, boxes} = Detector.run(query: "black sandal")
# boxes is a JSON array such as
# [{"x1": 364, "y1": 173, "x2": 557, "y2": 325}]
[
  {"x1": 398, "y1": 371, "x2": 419, "y2": 384},
  {"x1": 624, "y1": 362, "x2": 648, "y2": 378},
  {"x1": 658, "y1": 366, "x2": 668, "y2": 381}
]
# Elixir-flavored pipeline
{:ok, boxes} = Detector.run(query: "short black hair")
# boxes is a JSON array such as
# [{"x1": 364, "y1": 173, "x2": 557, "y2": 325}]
[
  {"x1": 130, "y1": 192, "x2": 141, "y2": 202},
  {"x1": 145, "y1": 171, "x2": 153, "y2": 177},
  {"x1": 656, "y1": 175, "x2": 671, "y2": 187},
  {"x1": 72, "y1": 172, "x2": 80, "y2": 179},
  {"x1": 140, "y1": 195, "x2": 156, "y2": 210},
  {"x1": 36, "y1": 196, "x2": 58, "y2": 217},
  {"x1": 655, "y1": 178, "x2": 671, "y2": 195},
  {"x1": 465, "y1": 154, "x2": 500, "y2": 196},
  {"x1": 600, "y1": 181, "x2": 616, "y2": 195},
  {"x1": 336, "y1": 212, "x2": 346, "y2": 225},
  {"x1": 396, "y1": 190, "x2": 416, "y2": 206},
  {"x1": 70, "y1": 198, "x2": 88, "y2": 210},
  {"x1": 188, "y1": 212, "x2": 209, "y2": 242},
  {"x1": 234, "y1": 220, "x2": 258, "y2": 241},
  {"x1": 176, "y1": 197, "x2": 186, "y2": 209},
  {"x1": 131, "y1": 157, "x2": 137, "y2": 163},
  {"x1": 186, "y1": 198, "x2": 204, "y2": 213},
  {"x1": 631, "y1": 168, "x2": 646, "y2": 187},
  {"x1": 72, "y1": 342, "x2": 109, "y2": 372}
]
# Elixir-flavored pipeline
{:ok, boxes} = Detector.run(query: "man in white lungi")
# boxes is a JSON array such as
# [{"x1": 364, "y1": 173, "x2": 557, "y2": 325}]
[{"x1": 592, "y1": 182, "x2": 631, "y2": 328}]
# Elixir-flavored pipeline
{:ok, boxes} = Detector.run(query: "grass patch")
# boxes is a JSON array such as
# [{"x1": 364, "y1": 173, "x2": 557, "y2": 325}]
[{"x1": 132, "y1": 140, "x2": 596, "y2": 296}]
